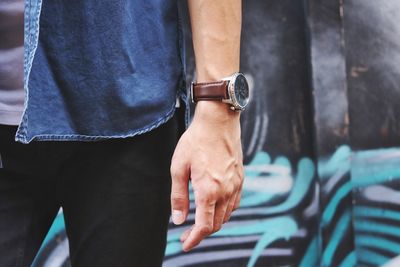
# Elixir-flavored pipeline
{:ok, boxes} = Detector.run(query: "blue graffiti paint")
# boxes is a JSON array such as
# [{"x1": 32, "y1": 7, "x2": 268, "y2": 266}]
[
  {"x1": 322, "y1": 182, "x2": 352, "y2": 224},
  {"x1": 273, "y1": 156, "x2": 292, "y2": 168},
  {"x1": 239, "y1": 193, "x2": 276, "y2": 207},
  {"x1": 239, "y1": 153, "x2": 294, "y2": 207},
  {"x1": 338, "y1": 251, "x2": 356, "y2": 267},
  {"x1": 318, "y1": 145, "x2": 351, "y2": 179},
  {"x1": 351, "y1": 148, "x2": 400, "y2": 267},
  {"x1": 246, "y1": 217, "x2": 298, "y2": 267},
  {"x1": 358, "y1": 248, "x2": 389, "y2": 266},
  {"x1": 352, "y1": 169, "x2": 400, "y2": 187},
  {"x1": 352, "y1": 148, "x2": 400, "y2": 188},
  {"x1": 357, "y1": 235, "x2": 400, "y2": 255},
  {"x1": 354, "y1": 220, "x2": 400, "y2": 238},
  {"x1": 254, "y1": 158, "x2": 314, "y2": 214},
  {"x1": 32, "y1": 212, "x2": 66, "y2": 265},
  {"x1": 322, "y1": 209, "x2": 352, "y2": 266},
  {"x1": 166, "y1": 216, "x2": 298, "y2": 257},
  {"x1": 244, "y1": 151, "x2": 272, "y2": 178},
  {"x1": 165, "y1": 241, "x2": 183, "y2": 256},
  {"x1": 41, "y1": 213, "x2": 65, "y2": 246},
  {"x1": 354, "y1": 206, "x2": 400, "y2": 221},
  {"x1": 299, "y1": 236, "x2": 319, "y2": 267}
]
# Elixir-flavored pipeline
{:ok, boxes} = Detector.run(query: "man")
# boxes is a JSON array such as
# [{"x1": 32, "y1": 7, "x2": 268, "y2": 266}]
[{"x1": 0, "y1": 0, "x2": 248, "y2": 266}]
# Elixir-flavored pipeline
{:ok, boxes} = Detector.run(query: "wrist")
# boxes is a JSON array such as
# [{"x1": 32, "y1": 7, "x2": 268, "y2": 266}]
[{"x1": 193, "y1": 101, "x2": 240, "y2": 124}]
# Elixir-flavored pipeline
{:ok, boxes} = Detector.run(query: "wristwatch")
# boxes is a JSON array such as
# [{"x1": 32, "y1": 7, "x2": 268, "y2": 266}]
[{"x1": 190, "y1": 72, "x2": 250, "y2": 111}]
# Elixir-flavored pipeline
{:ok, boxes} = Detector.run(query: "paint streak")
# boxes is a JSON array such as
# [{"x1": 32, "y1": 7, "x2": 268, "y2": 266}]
[
  {"x1": 246, "y1": 217, "x2": 298, "y2": 267},
  {"x1": 318, "y1": 145, "x2": 351, "y2": 178},
  {"x1": 322, "y1": 182, "x2": 352, "y2": 225},
  {"x1": 322, "y1": 209, "x2": 352, "y2": 266},
  {"x1": 339, "y1": 251, "x2": 356, "y2": 267},
  {"x1": 357, "y1": 235, "x2": 400, "y2": 255},
  {"x1": 354, "y1": 206, "x2": 400, "y2": 221},
  {"x1": 299, "y1": 236, "x2": 319, "y2": 267}
]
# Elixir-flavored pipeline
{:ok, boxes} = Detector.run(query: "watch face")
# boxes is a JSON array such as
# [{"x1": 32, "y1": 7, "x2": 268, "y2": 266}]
[{"x1": 233, "y1": 73, "x2": 249, "y2": 108}]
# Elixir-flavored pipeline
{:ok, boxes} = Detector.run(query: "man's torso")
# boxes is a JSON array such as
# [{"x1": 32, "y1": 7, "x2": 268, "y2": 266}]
[{"x1": 15, "y1": 0, "x2": 188, "y2": 143}]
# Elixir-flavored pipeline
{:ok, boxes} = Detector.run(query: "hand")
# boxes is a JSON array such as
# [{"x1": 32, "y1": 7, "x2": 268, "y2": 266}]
[{"x1": 170, "y1": 101, "x2": 245, "y2": 252}]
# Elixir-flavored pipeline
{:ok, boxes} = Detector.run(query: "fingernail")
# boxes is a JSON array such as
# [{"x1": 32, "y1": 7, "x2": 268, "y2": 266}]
[{"x1": 172, "y1": 210, "x2": 184, "y2": 224}]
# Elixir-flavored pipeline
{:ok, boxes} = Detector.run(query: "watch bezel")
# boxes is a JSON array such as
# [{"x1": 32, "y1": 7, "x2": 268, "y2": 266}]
[{"x1": 223, "y1": 72, "x2": 249, "y2": 111}]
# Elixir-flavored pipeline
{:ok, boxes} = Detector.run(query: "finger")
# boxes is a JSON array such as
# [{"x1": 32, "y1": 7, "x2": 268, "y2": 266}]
[
  {"x1": 170, "y1": 160, "x2": 190, "y2": 225},
  {"x1": 233, "y1": 161, "x2": 244, "y2": 211},
  {"x1": 180, "y1": 225, "x2": 194, "y2": 243},
  {"x1": 233, "y1": 180, "x2": 243, "y2": 211},
  {"x1": 182, "y1": 190, "x2": 216, "y2": 252},
  {"x1": 213, "y1": 198, "x2": 229, "y2": 232},
  {"x1": 233, "y1": 179, "x2": 244, "y2": 211},
  {"x1": 223, "y1": 189, "x2": 238, "y2": 223}
]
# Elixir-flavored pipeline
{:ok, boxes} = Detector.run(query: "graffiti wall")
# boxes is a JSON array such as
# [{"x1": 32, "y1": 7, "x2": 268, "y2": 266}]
[{"x1": 31, "y1": 0, "x2": 400, "y2": 266}]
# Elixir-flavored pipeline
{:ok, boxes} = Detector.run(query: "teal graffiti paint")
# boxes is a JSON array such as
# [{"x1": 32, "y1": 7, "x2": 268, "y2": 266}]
[
  {"x1": 354, "y1": 220, "x2": 400, "y2": 238},
  {"x1": 246, "y1": 217, "x2": 298, "y2": 267},
  {"x1": 299, "y1": 236, "x2": 319, "y2": 267},
  {"x1": 322, "y1": 209, "x2": 352, "y2": 266},
  {"x1": 358, "y1": 248, "x2": 389, "y2": 266},
  {"x1": 354, "y1": 206, "x2": 400, "y2": 221},
  {"x1": 357, "y1": 235, "x2": 400, "y2": 255},
  {"x1": 338, "y1": 251, "x2": 356, "y2": 267},
  {"x1": 166, "y1": 216, "x2": 298, "y2": 257},
  {"x1": 322, "y1": 182, "x2": 352, "y2": 224},
  {"x1": 255, "y1": 158, "x2": 314, "y2": 214},
  {"x1": 318, "y1": 145, "x2": 351, "y2": 179}
]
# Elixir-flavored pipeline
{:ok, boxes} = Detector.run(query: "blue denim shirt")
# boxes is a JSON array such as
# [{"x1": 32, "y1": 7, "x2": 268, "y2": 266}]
[{"x1": 16, "y1": 0, "x2": 189, "y2": 144}]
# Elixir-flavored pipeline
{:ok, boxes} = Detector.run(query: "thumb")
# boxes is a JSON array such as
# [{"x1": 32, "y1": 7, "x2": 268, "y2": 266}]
[{"x1": 170, "y1": 160, "x2": 190, "y2": 225}]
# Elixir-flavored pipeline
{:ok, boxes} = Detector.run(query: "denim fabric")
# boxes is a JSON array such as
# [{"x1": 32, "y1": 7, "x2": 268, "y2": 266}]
[{"x1": 15, "y1": 0, "x2": 189, "y2": 143}]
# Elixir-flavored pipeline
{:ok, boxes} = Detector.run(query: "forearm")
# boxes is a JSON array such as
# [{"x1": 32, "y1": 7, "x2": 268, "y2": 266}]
[
  {"x1": 188, "y1": 0, "x2": 242, "y2": 120},
  {"x1": 171, "y1": 1, "x2": 244, "y2": 251}
]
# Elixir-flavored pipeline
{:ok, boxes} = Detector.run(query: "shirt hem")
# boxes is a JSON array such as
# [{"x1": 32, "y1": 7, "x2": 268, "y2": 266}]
[{"x1": 15, "y1": 100, "x2": 179, "y2": 143}]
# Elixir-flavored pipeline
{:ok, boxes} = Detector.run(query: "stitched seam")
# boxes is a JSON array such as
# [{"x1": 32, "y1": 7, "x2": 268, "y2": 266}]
[
  {"x1": 15, "y1": 0, "x2": 43, "y2": 143},
  {"x1": 16, "y1": 100, "x2": 179, "y2": 143}
]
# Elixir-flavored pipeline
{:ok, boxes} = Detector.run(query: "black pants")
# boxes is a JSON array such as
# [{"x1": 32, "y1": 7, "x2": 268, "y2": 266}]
[{"x1": 0, "y1": 110, "x2": 182, "y2": 267}]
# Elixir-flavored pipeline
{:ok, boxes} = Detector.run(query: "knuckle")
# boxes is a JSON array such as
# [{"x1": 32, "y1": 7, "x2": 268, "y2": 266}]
[
  {"x1": 198, "y1": 225, "x2": 213, "y2": 236},
  {"x1": 195, "y1": 194, "x2": 207, "y2": 204},
  {"x1": 171, "y1": 192, "x2": 186, "y2": 202},
  {"x1": 226, "y1": 184, "x2": 236, "y2": 195},
  {"x1": 195, "y1": 190, "x2": 211, "y2": 204},
  {"x1": 222, "y1": 192, "x2": 232, "y2": 202},
  {"x1": 203, "y1": 184, "x2": 220, "y2": 200}
]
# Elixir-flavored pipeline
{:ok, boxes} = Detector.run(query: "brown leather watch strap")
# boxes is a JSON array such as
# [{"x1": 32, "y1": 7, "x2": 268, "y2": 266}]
[{"x1": 192, "y1": 80, "x2": 229, "y2": 101}]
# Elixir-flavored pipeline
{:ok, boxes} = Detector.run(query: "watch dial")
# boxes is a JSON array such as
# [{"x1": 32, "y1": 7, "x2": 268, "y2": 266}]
[{"x1": 234, "y1": 74, "x2": 249, "y2": 108}]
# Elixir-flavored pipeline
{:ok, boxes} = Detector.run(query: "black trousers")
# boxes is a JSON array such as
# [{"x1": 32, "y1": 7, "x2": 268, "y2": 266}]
[{"x1": 0, "y1": 110, "x2": 183, "y2": 267}]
